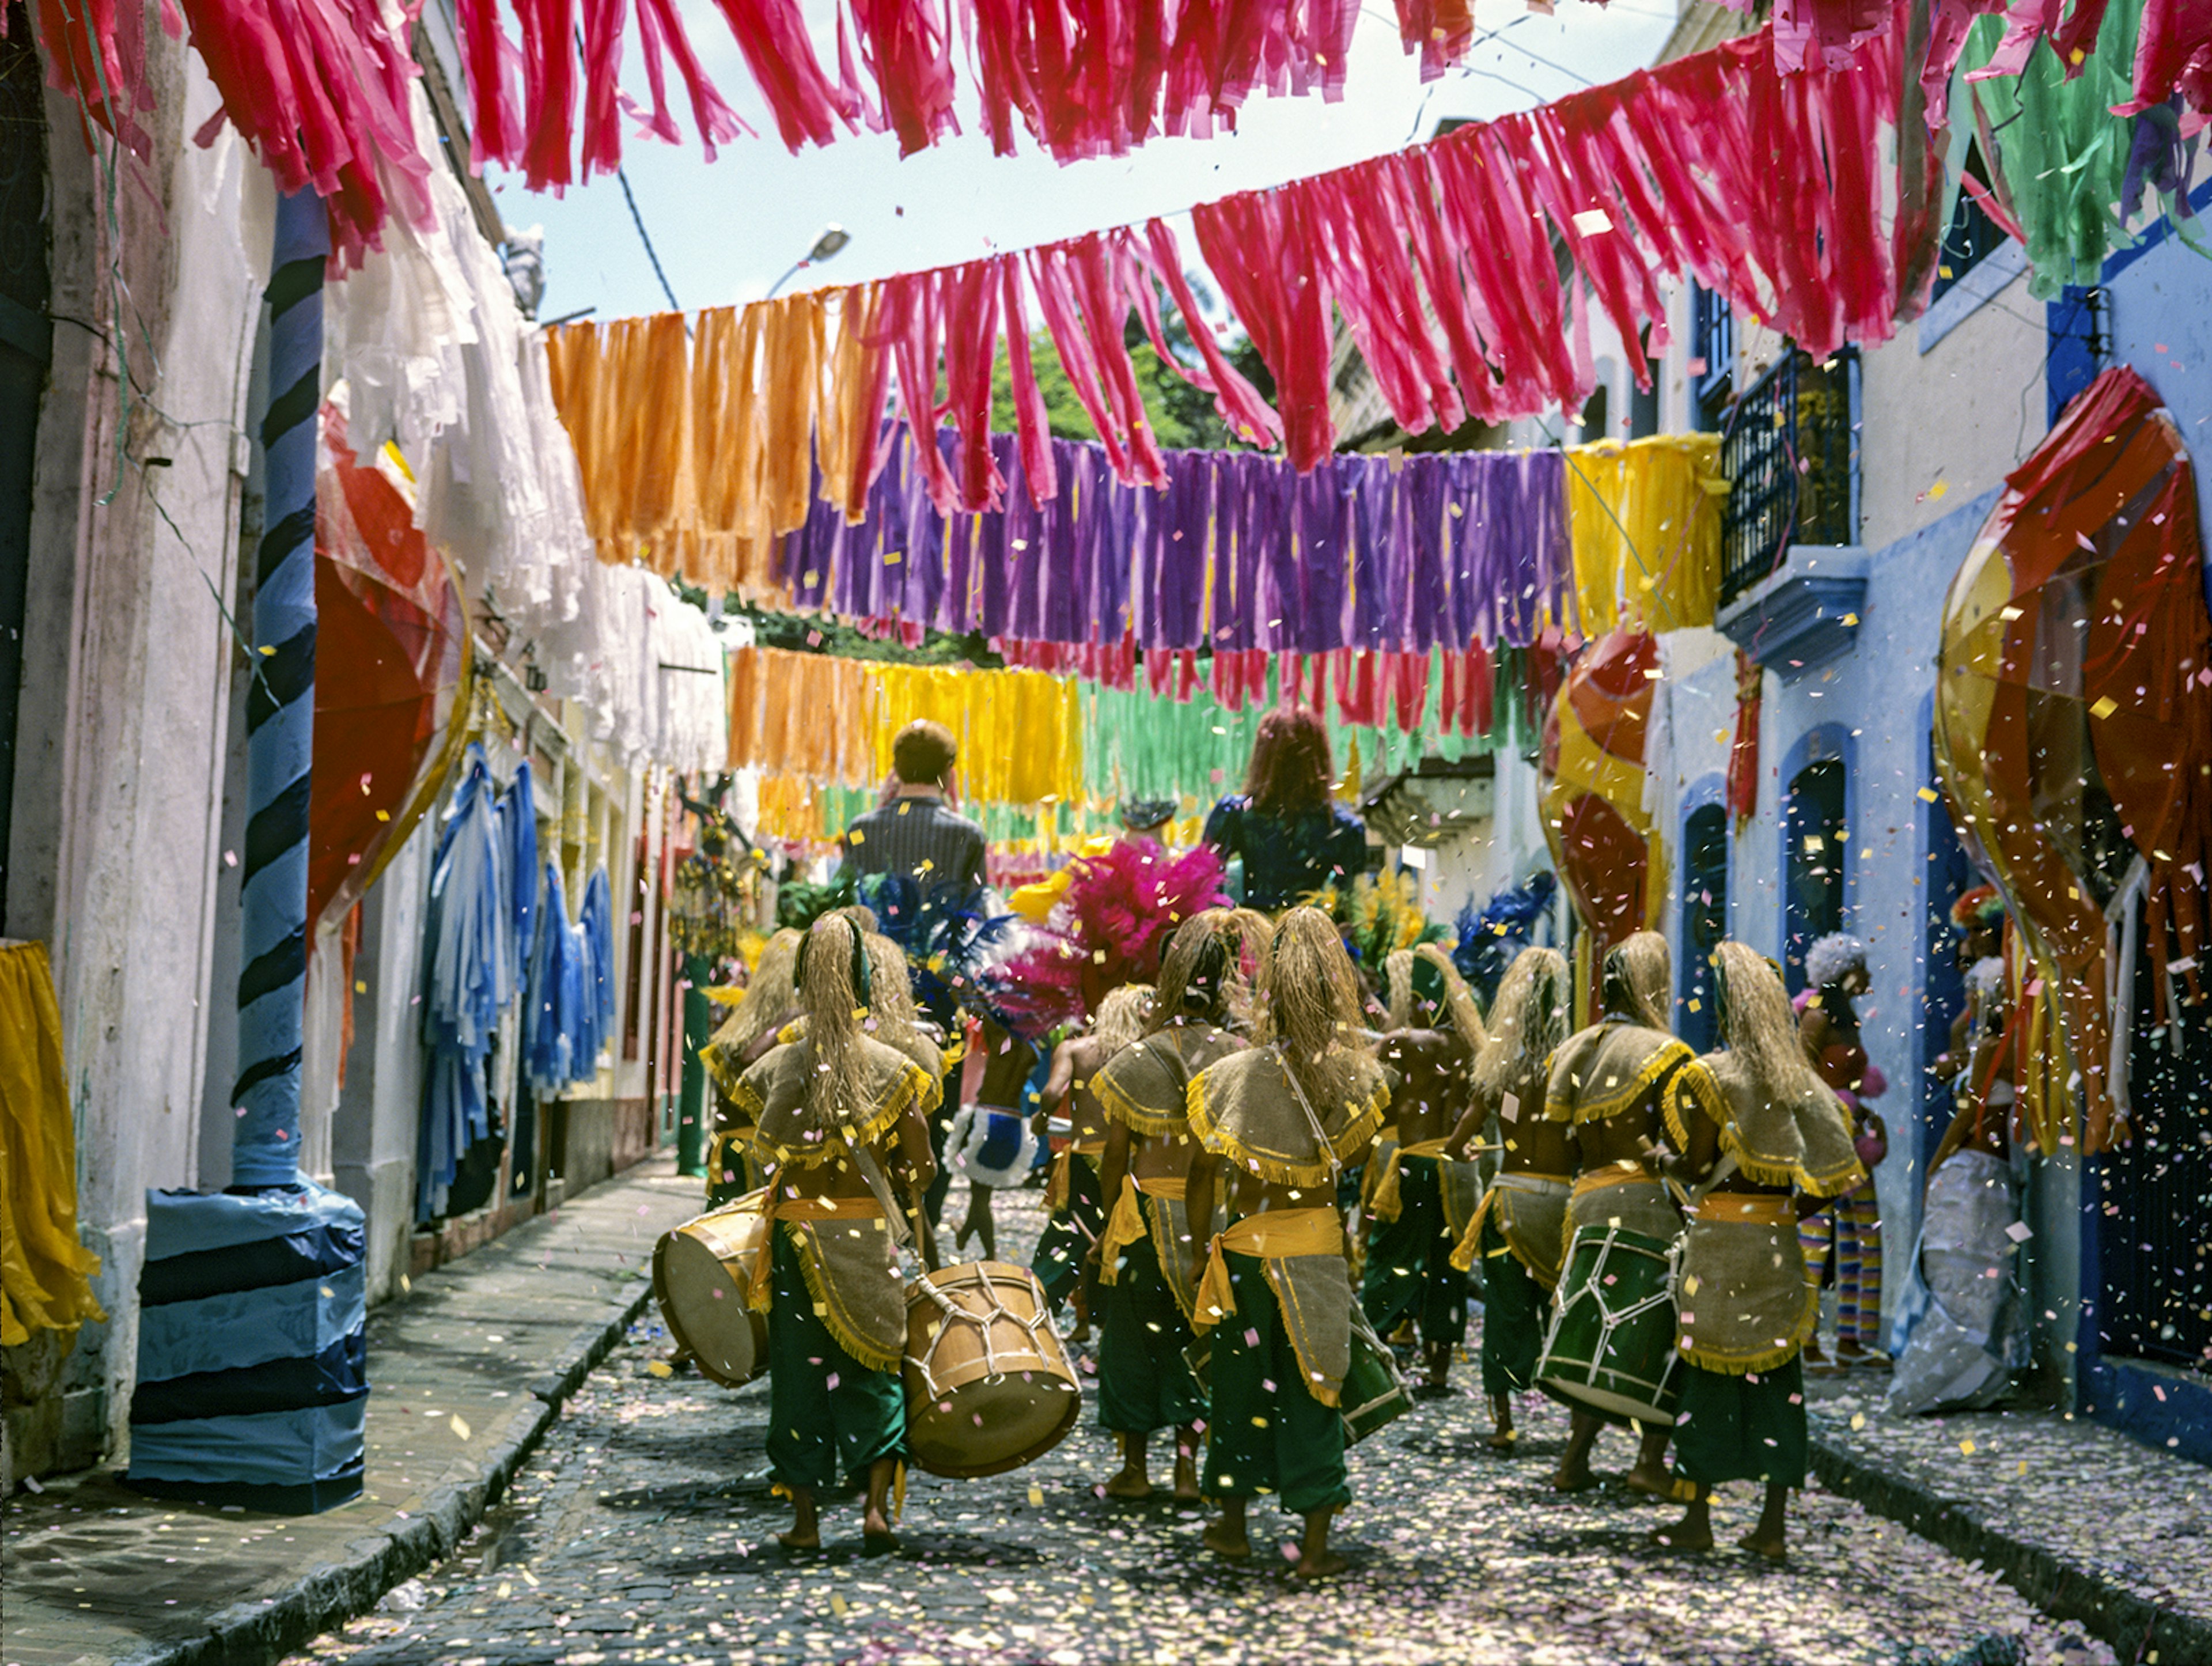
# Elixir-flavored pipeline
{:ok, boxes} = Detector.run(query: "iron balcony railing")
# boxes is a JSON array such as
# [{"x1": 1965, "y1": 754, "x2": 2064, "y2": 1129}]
[{"x1": 1718, "y1": 346, "x2": 1861, "y2": 609}]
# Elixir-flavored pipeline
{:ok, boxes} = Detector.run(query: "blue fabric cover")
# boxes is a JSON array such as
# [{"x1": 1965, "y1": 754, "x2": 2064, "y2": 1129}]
[
  {"x1": 126, "y1": 1396, "x2": 368, "y2": 1487},
  {"x1": 142, "y1": 1179, "x2": 365, "y2": 1263},
  {"x1": 137, "y1": 1264, "x2": 365, "y2": 1384},
  {"x1": 139, "y1": 1222, "x2": 363, "y2": 1305},
  {"x1": 132, "y1": 1331, "x2": 367, "y2": 1425}
]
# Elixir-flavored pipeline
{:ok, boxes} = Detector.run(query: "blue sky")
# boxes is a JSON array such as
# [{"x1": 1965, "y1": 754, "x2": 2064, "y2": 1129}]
[{"x1": 490, "y1": 0, "x2": 1679, "y2": 327}]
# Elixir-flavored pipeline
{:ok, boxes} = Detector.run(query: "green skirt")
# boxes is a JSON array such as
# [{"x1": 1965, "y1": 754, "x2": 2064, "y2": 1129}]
[
  {"x1": 765, "y1": 1233, "x2": 905, "y2": 1491},
  {"x1": 1672, "y1": 1355, "x2": 1808, "y2": 1489}
]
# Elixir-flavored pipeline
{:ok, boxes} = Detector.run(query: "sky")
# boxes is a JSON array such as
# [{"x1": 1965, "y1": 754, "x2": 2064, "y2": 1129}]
[{"x1": 491, "y1": 0, "x2": 1681, "y2": 328}]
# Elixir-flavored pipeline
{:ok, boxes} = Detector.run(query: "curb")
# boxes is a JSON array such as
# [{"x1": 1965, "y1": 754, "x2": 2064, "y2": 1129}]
[
  {"x1": 113, "y1": 1280, "x2": 658, "y2": 1666},
  {"x1": 1808, "y1": 1432, "x2": 2210, "y2": 1665}
]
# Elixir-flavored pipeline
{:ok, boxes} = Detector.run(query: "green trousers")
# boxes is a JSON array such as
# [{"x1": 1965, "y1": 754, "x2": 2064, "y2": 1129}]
[
  {"x1": 765, "y1": 1233, "x2": 904, "y2": 1492},
  {"x1": 1097, "y1": 1195, "x2": 1205, "y2": 1436},
  {"x1": 1673, "y1": 1355, "x2": 1808, "y2": 1489},
  {"x1": 1203, "y1": 1251, "x2": 1350, "y2": 1515},
  {"x1": 1032, "y1": 1153, "x2": 1105, "y2": 1313},
  {"x1": 1359, "y1": 1156, "x2": 1468, "y2": 1348},
  {"x1": 1476, "y1": 1214, "x2": 1546, "y2": 1399}
]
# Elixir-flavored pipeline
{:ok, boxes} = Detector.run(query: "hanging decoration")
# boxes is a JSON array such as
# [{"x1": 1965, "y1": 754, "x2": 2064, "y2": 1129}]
[
  {"x1": 1932, "y1": 365, "x2": 2211, "y2": 1158},
  {"x1": 307, "y1": 403, "x2": 472, "y2": 938},
  {"x1": 1564, "y1": 436, "x2": 1728, "y2": 635},
  {"x1": 1540, "y1": 630, "x2": 1667, "y2": 978}
]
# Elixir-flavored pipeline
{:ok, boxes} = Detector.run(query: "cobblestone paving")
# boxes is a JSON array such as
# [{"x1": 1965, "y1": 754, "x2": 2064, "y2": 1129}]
[{"x1": 279, "y1": 1188, "x2": 2118, "y2": 1666}]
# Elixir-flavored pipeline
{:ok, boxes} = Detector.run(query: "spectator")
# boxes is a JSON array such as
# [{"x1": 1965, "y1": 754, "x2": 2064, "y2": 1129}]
[
  {"x1": 1201, "y1": 707, "x2": 1369, "y2": 911},
  {"x1": 840, "y1": 720, "x2": 987, "y2": 905}
]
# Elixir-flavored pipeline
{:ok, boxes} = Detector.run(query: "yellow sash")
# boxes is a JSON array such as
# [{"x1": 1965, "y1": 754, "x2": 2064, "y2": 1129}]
[
  {"x1": 743, "y1": 1191, "x2": 886, "y2": 1309},
  {"x1": 1366, "y1": 1137, "x2": 1457, "y2": 1224},
  {"x1": 1688, "y1": 1192, "x2": 1798, "y2": 1228},
  {"x1": 1096, "y1": 1174, "x2": 1188, "y2": 1286},
  {"x1": 1191, "y1": 1207, "x2": 1345, "y2": 1333}
]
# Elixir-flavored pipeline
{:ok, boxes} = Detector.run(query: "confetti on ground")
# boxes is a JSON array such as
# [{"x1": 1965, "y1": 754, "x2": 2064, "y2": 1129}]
[{"x1": 268, "y1": 1187, "x2": 2121, "y2": 1666}]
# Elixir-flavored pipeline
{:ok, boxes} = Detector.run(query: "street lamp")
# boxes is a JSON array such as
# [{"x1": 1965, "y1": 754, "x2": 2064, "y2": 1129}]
[{"x1": 767, "y1": 225, "x2": 853, "y2": 298}]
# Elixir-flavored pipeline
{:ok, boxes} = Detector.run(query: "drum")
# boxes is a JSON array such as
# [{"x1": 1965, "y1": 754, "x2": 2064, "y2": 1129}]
[
  {"x1": 1536, "y1": 1224, "x2": 1681, "y2": 1426},
  {"x1": 1183, "y1": 1325, "x2": 1410, "y2": 1447},
  {"x1": 902, "y1": 1261, "x2": 1082, "y2": 1478},
  {"x1": 1338, "y1": 1325, "x2": 1413, "y2": 1445},
  {"x1": 652, "y1": 1192, "x2": 771, "y2": 1389}
]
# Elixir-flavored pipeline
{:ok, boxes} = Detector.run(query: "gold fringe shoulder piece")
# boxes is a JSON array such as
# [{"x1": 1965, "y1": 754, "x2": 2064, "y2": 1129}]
[
  {"x1": 1184, "y1": 1051, "x2": 1385, "y2": 1189},
  {"x1": 1547, "y1": 1027, "x2": 1692, "y2": 1124},
  {"x1": 750, "y1": 1042, "x2": 934, "y2": 1167},
  {"x1": 1092, "y1": 1039, "x2": 1191, "y2": 1138},
  {"x1": 1690, "y1": 1055, "x2": 1867, "y2": 1198}
]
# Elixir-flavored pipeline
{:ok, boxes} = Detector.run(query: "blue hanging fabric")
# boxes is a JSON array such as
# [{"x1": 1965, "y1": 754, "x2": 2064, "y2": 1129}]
[
  {"x1": 502, "y1": 760, "x2": 537, "y2": 979},
  {"x1": 579, "y1": 866, "x2": 616, "y2": 1070},
  {"x1": 525, "y1": 860, "x2": 575, "y2": 1092},
  {"x1": 418, "y1": 745, "x2": 512, "y2": 1220}
]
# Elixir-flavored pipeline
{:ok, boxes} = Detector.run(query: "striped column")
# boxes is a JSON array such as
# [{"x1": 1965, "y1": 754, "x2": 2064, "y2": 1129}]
[{"x1": 233, "y1": 190, "x2": 327, "y2": 1189}]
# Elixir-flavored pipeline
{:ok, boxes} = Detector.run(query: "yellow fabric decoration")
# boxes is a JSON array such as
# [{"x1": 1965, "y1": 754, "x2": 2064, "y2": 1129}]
[
  {"x1": 1, "y1": 942, "x2": 105, "y2": 1347},
  {"x1": 1190, "y1": 1206, "x2": 1346, "y2": 1334},
  {"x1": 1565, "y1": 434, "x2": 1726, "y2": 634}
]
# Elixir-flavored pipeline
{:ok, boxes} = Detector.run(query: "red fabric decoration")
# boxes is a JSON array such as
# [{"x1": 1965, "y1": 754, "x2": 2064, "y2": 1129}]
[{"x1": 1726, "y1": 649, "x2": 1762, "y2": 828}]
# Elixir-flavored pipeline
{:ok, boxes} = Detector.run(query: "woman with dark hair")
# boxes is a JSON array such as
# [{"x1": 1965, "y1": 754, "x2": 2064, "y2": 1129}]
[{"x1": 1202, "y1": 707, "x2": 1370, "y2": 911}]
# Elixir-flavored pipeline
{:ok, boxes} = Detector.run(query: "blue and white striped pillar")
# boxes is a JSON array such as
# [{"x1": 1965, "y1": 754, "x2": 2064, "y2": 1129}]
[
  {"x1": 232, "y1": 188, "x2": 327, "y2": 1189},
  {"x1": 128, "y1": 190, "x2": 369, "y2": 1514}
]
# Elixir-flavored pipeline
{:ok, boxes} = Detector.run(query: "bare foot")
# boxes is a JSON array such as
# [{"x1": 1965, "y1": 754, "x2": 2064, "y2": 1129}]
[
  {"x1": 1737, "y1": 1530, "x2": 1787, "y2": 1562},
  {"x1": 1203, "y1": 1521, "x2": 1252, "y2": 1561},
  {"x1": 1172, "y1": 1464, "x2": 1202, "y2": 1503},
  {"x1": 1649, "y1": 1519, "x2": 1714, "y2": 1553},
  {"x1": 1292, "y1": 1548, "x2": 1349, "y2": 1580},
  {"x1": 1626, "y1": 1462, "x2": 1682, "y2": 1501},
  {"x1": 1551, "y1": 1463, "x2": 1598, "y2": 1493},
  {"x1": 1103, "y1": 1471, "x2": 1153, "y2": 1500},
  {"x1": 777, "y1": 1529, "x2": 820, "y2": 1551}
]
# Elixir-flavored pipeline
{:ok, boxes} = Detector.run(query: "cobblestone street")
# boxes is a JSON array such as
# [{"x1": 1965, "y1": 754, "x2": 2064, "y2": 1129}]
[{"x1": 276, "y1": 1190, "x2": 2118, "y2": 1666}]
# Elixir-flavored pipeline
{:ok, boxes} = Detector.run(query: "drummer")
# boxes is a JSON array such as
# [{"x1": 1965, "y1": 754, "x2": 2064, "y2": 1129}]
[
  {"x1": 1090, "y1": 911, "x2": 1270, "y2": 1500},
  {"x1": 1446, "y1": 946, "x2": 1573, "y2": 1451},
  {"x1": 734, "y1": 914, "x2": 942, "y2": 1552},
  {"x1": 1031, "y1": 985, "x2": 1154, "y2": 1342},
  {"x1": 1361, "y1": 945, "x2": 1486, "y2": 1398},
  {"x1": 1544, "y1": 930, "x2": 1692, "y2": 1497},
  {"x1": 1650, "y1": 941, "x2": 1863, "y2": 1559},
  {"x1": 1185, "y1": 907, "x2": 1389, "y2": 1580}
]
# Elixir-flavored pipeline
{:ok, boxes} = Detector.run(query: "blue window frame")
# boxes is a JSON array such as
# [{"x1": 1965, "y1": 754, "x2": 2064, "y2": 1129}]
[{"x1": 1691, "y1": 283, "x2": 1733, "y2": 431}]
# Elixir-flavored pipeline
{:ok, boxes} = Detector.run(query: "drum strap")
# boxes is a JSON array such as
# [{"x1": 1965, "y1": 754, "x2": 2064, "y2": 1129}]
[
  {"x1": 1271, "y1": 1046, "x2": 1344, "y2": 1182},
  {"x1": 847, "y1": 1145, "x2": 915, "y2": 1250}
]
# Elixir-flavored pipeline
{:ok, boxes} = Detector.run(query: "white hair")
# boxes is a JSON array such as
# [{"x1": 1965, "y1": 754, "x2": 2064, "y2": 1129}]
[{"x1": 1804, "y1": 932, "x2": 1868, "y2": 989}]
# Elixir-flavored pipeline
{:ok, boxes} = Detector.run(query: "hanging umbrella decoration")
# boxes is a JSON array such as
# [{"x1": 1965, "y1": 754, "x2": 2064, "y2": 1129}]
[
  {"x1": 1933, "y1": 365, "x2": 2212, "y2": 1157},
  {"x1": 1540, "y1": 630, "x2": 1668, "y2": 1016},
  {"x1": 307, "y1": 404, "x2": 471, "y2": 936}
]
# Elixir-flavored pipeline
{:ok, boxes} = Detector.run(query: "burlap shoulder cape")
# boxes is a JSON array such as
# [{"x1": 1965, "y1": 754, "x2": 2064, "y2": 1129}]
[
  {"x1": 1664, "y1": 1058, "x2": 1864, "y2": 1198},
  {"x1": 1545, "y1": 1023, "x2": 1692, "y2": 1123},
  {"x1": 734, "y1": 1035, "x2": 941, "y2": 1168},
  {"x1": 1187, "y1": 1046, "x2": 1389, "y2": 1187},
  {"x1": 1093, "y1": 1023, "x2": 1241, "y2": 1137}
]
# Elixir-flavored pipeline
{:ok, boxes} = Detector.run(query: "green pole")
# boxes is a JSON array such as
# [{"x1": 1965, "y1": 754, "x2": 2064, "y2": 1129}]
[{"x1": 677, "y1": 951, "x2": 712, "y2": 1176}]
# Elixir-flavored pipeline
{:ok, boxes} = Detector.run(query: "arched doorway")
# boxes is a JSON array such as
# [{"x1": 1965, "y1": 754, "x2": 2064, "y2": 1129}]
[
  {"x1": 1783, "y1": 756, "x2": 1848, "y2": 993},
  {"x1": 1679, "y1": 801, "x2": 1727, "y2": 1052}
]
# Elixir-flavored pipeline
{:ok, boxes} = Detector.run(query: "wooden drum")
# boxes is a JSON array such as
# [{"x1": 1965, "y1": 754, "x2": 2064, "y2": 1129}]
[
  {"x1": 902, "y1": 1261, "x2": 1082, "y2": 1478},
  {"x1": 652, "y1": 1192, "x2": 771, "y2": 1389}
]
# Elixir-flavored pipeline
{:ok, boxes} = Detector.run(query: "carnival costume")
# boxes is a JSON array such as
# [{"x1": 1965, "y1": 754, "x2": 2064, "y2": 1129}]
[
  {"x1": 1359, "y1": 1112, "x2": 1480, "y2": 1356},
  {"x1": 1662, "y1": 1050, "x2": 1863, "y2": 1490},
  {"x1": 1090, "y1": 1023, "x2": 1241, "y2": 1437},
  {"x1": 1452, "y1": 1169, "x2": 1570, "y2": 1397},
  {"x1": 1188, "y1": 1045, "x2": 1388, "y2": 1514},
  {"x1": 736, "y1": 1034, "x2": 939, "y2": 1493}
]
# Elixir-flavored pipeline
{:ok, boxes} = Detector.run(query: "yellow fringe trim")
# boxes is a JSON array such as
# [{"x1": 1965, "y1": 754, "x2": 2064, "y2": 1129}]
[
  {"x1": 778, "y1": 1221, "x2": 904, "y2": 1374},
  {"x1": 1677, "y1": 1278, "x2": 1820, "y2": 1377},
  {"x1": 699, "y1": 1040, "x2": 745, "y2": 1101},
  {"x1": 729, "y1": 1075, "x2": 767, "y2": 1124},
  {"x1": 751, "y1": 1062, "x2": 933, "y2": 1168},
  {"x1": 1094, "y1": 1068, "x2": 1187, "y2": 1138},
  {"x1": 1548, "y1": 1038, "x2": 1693, "y2": 1124},
  {"x1": 1669, "y1": 1065, "x2": 1868, "y2": 1199},
  {"x1": 1185, "y1": 1063, "x2": 1388, "y2": 1189}
]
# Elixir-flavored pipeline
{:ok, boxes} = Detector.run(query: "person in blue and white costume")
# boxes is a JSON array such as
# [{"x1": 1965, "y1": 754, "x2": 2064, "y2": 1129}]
[{"x1": 944, "y1": 1010, "x2": 1045, "y2": 1260}]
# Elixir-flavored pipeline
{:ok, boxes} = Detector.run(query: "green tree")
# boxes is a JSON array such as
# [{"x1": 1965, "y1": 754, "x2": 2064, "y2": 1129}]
[{"x1": 988, "y1": 304, "x2": 1263, "y2": 454}]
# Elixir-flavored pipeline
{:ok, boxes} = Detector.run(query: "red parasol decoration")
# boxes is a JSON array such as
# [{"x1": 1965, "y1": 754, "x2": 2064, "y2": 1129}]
[
  {"x1": 307, "y1": 405, "x2": 472, "y2": 936},
  {"x1": 1933, "y1": 366, "x2": 2212, "y2": 1155}
]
